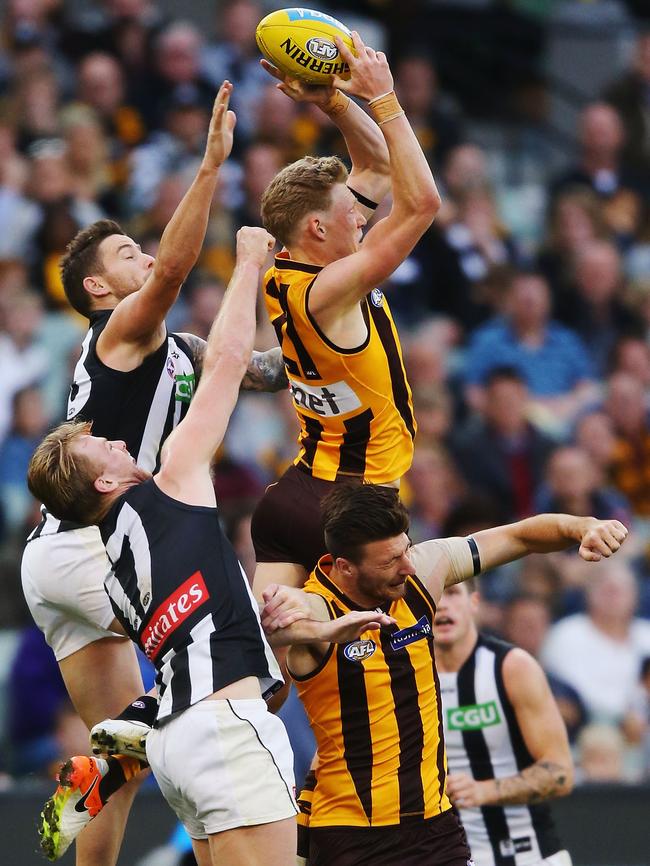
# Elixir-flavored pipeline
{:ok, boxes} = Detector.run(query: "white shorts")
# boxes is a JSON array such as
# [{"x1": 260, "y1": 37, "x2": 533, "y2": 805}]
[
  {"x1": 21, "y1": 526, "x2": 123, "y2": 661},
  {"x1": 146, "y1": 698, "x2": 298, "y2": 839},
  {"x1": 543, "y1": 852, "x2": 572, "y2": 866}
]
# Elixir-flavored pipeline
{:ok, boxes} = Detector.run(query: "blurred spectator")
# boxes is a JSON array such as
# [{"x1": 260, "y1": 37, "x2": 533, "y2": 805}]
[
  {"x1": 537, "y1": 186, "x2": 611, "y2": 314},
  {"x1": 463, "y1": 270, "x2": 597, "y2": 432},
  {"x1": 0, "y1": 386, "x2": 47, "y2": 532},
  {"x1": 75, "y1": 51, "x2": 146, "y2": 154},
  {"x1": 145, "y1": 20, "x2": 214, "y2": 132},
  {"x1": 541, "y1": 560, "x2": 650, "y2": 725},
  {"x1": 127, "y1": 93, "x2": 209, "y2": 213},
  {"x1": 0, "y1": 121, "x2": 31, "y2": 260},
  {"x1": 626, "y1": 656, "x2": 650, "y2": 779},
  {"x1": 559, "y1": 241, "x2": 644, "y2": 376},
  {"x1": 551, "y1": 102, "x2": 646, "y2": 243},
  {"x1": 410, "y1": 383, "x2": 453, "y2": 447},
  {"x1": 6, "y1": 624, "x2": 68, "y2": 776},
  {"x1": 201, "y1": 0, "x2": 269, "y2": 145},
  {"x1": 609, "y1": 334, "x2": 650, "y2": 384},
  {"x1": 502, "y1": 592, "x2": 588, "y2": 742},
  {"x1": 232, "y1": 142, "x2": 282, "y2": 229},
  {"x1": 394, "y1": 51, "x2": 464, "y2": 171},
  {"x1": 428, "y1": 185, "x2": 520, "y2": 330},
  {"x1": 60, "y1": 103, "x2": 119, "y2": 214},
  {"x1": 535, "y1": 445, "x2": 632, "y2": 527},
  {"x1": 574, "y1": 409, "x2": 619, "y2": 476},
  {"x1": 0, "y1": 290, "x2": 48, "y2": 445},
  {"x1": 24, "y1": 138, "x2": 105, "y2": 303},
  {"x1": 576, "y1": 723, "x2": 627, "y2": 784},
  {"x1": 177, "y1": 279, "x2": 225, "y2": 341},
  {"x1": 405, "y1": 444, "x2": 465, "y2": 542},
  {"x1": 451, "y1": 366, "x2": 555, "y2": 520},
  {"x1": 12, "y1": 67, "x2": 60, "y2": 152},
  {"x1": 604, "y1": 30, "x2": 650, "y2": 171},
  {"x1": 605, "y1": 372, "x2": 650, "y2": 518}
]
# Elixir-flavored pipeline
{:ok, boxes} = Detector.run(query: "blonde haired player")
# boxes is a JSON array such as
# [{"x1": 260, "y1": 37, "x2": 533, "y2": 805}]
[{"x1": 251, "y1": 30, "x2": 441, "y2": 603}]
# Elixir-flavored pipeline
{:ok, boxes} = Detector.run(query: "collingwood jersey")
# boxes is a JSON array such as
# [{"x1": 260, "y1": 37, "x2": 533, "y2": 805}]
[
  {"x1": 100, "y1": 478, "x2": 282, "y2": 724},
  {"x1": 28, "y1": 310, "x2": 196, "y2": 541},
  {"x1": 263, "y1": 253, "x2": 416, "y2": 484},
  {"x1": 291, "y1": 555, "x2": 451, "y2": 827},
  {"x1": 440, "y1": 634, "x2": 564, "y2": 866}
]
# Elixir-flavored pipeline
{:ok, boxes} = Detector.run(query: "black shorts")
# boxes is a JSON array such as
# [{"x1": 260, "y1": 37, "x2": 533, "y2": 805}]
[
  {"x1": 251, "y1": 464, "x2": 362, "y2": 574},
  {"x1": 308, "y1": 810, "x2": 472, "y2": 866}
]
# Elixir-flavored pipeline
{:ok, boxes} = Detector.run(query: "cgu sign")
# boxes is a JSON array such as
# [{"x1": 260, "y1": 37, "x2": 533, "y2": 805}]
[{"x1": 447, "y1": 700, "x2": 501, "y2": 731}]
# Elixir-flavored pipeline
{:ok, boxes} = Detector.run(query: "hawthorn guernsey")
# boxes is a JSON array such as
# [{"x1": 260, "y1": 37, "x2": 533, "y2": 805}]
[{"x1": 255, "y1": 7, "x2": 355, "y2": 85}]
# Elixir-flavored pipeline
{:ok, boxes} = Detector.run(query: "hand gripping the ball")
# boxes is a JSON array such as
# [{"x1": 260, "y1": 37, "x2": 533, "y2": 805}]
[
  {"x1": 332, "y1": 31, "x2": 394, "y2": 103},
  {"x1": 260, "y1": 56, "x2": 337, "y2": 107}
]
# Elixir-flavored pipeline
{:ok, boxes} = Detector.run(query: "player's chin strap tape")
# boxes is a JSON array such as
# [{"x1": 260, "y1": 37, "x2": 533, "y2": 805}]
[
  {"x1": 466, "y1": 536, "x2": 482, "y2": 576},
  {"x1": 348, "y1": 186, "x2": 379, "y2": 211}
]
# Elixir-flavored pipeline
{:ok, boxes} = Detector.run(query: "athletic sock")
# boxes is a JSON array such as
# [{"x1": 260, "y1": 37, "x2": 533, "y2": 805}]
[
  {"x1": 116, "y1": 695, "x2": 158, "y2": 726},
  {"x1": 98, "y1": 755, "x2": 145, "y2": 801}
]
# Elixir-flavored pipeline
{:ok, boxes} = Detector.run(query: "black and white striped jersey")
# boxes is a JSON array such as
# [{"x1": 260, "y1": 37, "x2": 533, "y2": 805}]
[
  {"x1": 68, "y1": 310, "x2": 195, "y2": 472},
  {"x1": 28, "y1": 310, "x2": 196, "y2": 542},
  {"x1": 100, "y1": 478, "x2": 283, "y2": 724},
  {"x1": 439, "y1": 634, "x2": 564, "y2": 866}
]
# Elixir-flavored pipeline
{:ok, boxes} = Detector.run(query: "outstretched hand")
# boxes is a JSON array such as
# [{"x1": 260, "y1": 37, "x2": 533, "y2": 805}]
[
  {"x1": 578, "y1": 518, "x2": 628, "y2": 562},
  {"x1": 332, "y1": 31, "x2": 393, "y2": 102},
  {"x1": 204, "y1": 80, "x2": 237, "y2": 171}
]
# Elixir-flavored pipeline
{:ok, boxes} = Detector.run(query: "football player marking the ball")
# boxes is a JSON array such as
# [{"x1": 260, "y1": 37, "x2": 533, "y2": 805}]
[
  {"x1": 27, "y1": 227, "x2": 396, "y2": 866},
  {"x1": 251, "y1": 29, "x2": 442, "y2": 603}
]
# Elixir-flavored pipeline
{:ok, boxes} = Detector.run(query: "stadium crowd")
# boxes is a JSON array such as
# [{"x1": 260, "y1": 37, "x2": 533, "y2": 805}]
[{"x1": 0, "y1": 0, "x2": 649, "y2": 801}]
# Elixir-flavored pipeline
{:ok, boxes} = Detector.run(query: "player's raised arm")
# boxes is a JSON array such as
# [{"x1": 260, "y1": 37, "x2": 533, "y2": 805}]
[
  {"x1": 261, "y1": 44, "x2": 390, "y2": 212},
  {"x1": 99, "y1": 82, "x2": 236, "y2": 356},
  {"x1": 156, "y1": 227, "x2": 274, "y2": 505},
  {"x1": 412, "y1": 515, "x2": 629, "y2": 602},
  {"x1": 309, "y1": 33, "x2": 441, "y2": 315}
]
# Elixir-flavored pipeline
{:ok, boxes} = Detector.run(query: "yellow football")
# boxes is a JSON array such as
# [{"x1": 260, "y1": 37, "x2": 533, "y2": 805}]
[{"x1": 256, "y1": 7, "x2": 354, "y2": 86}]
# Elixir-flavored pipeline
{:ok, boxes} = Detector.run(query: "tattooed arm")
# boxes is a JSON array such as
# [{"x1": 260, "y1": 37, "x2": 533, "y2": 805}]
[
  {"x1": 241, "y1": 347, "x2": 288, "y2": 392},
  {"x1": 177, "y1": 335, "x2": 287, "y2": 393},
  {"x1": 445, "y1": 649, "x2": 574, "y2": 808}
]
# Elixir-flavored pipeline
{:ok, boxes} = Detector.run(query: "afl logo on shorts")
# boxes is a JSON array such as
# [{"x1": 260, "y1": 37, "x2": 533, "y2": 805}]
[
  {"x1": 370, "y1": 288, "x2": 384, "y2": 307},
  {"x1": 344, "y1": 639, "x2": 376, "y2": 662}
]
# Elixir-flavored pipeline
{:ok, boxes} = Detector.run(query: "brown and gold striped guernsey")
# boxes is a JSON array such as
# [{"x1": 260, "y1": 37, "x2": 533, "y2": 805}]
[
  {"x1": 263, "y1": 253, "x2": 416, "y2": 483},
  {"x1": 290, "y1": 556, "x2": 452, "y2": 827}
]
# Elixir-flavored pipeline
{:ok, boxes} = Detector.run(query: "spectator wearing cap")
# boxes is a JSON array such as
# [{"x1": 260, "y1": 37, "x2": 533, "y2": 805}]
[
  {"x1": 463, "y1": 270, "x2": 598, "y2": 432},
  {"x1": 450, "y1": 365, "x2": 555, "y2": 521}
]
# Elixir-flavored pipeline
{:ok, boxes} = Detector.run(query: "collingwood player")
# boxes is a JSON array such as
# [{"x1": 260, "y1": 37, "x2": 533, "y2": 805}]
[
  {"x1": 251, "y1": 32, "x2": 441, "y2": 596},
  {"x1": 20, "y1": 83, "x2": 286, "y2": 864},
  {"x1": 260, "y1": 485, "x2": 628, "y2": 866},
  {"x1": 27, "y1": 227, "x2": 392, "y2": 866},
  {"x1": 437, "y1": 582, "x2": 574, "y2": 866}
]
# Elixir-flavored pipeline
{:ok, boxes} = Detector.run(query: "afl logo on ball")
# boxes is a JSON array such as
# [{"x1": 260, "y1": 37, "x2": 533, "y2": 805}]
[
  {"x1": 344, "y1": 639, "x2": 376, "y2": 662},
  {"x1": 306, "y1": 37, "x2": 338, "y2": 60},
  {"x1": 371, "y1": 288, "x2": 384, "y2": 307}
]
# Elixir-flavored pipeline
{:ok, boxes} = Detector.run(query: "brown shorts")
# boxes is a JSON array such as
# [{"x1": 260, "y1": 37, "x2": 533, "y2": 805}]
[
  {"x1": 308, "y1": 810, "x2": 472, "y2": 866},
  {"x1": 251, "y1": 464, "x2": 361, "y2": 574}
]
